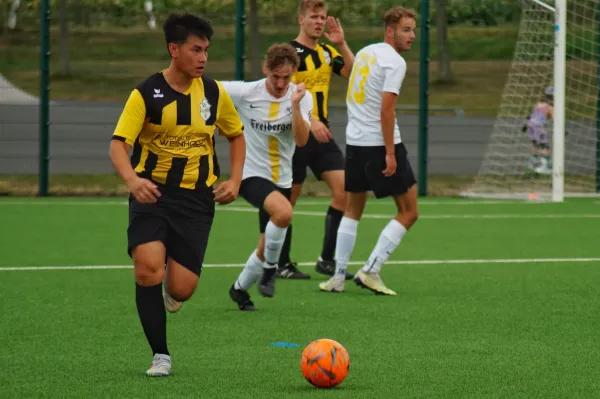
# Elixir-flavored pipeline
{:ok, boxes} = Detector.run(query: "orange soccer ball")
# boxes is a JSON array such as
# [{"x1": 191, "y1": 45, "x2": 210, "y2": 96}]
[{"x1": 300, "y1": 338, "x2": 350, "y2": 389}]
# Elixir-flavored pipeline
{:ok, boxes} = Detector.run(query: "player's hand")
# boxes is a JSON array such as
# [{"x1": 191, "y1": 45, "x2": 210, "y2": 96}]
[
  {"x1": 213, "y1": 179, "x2": 240, "y2": 205},
  {"x1": 382, "y1": 153, "x2": 397, "y2": 177},
  {"x1": 291, "y1": 83, "x2": 307, "y2": 104},
  {"x1": 323, "y1": 16, "x2": 345, "y2": 46},
  {"x1": 128, "y1": 176, "x2": 161, "y2": 203},
  {"x1": 310, "y1": 119, "x2": 332, "y2": 143}
]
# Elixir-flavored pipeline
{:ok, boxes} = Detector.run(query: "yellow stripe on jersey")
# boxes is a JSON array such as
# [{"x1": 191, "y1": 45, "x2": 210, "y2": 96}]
[
  {"x1": 268, "y1": 102, "x2": 281, "y2": 182},
  {"x1": 268, "y1": 102, "x2": 280, "y2": 120},
  {"x1": 268, "y1": 136, "x2": 280, "y2": 183}
]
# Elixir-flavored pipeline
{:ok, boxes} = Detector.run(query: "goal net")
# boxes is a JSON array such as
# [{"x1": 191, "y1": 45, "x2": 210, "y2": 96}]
[{"x1": 462, "y1": 0, "x2": 600, "y2": 201}]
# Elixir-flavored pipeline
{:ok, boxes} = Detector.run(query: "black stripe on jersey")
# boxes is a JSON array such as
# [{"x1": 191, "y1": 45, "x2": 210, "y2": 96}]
[
  {"x1": 139, "y1": 150, "x2": 158, "y2": 179},
  {"x1": 176, "y1": 95, "x2": 192, "y2": 125},
  {"x1": 315, "y1": 91, "x2": 326, "y2": 122},
  {"x1": 311, "y1": 51, "x2": 322, "y2": 70},
  {"x1": 197, "y1": 154, "x2": 210, "y2": 188},
  {"x1": 166, "y1": 156, "x2": 188, "y2": 187},
  {"x1": 136, "y1": 74, "x2": 165, "y2": 125},
  {"x1": 291, "y1": 41, "x2": 321, "y2": 71},
  {"x1": 201, "y1": 77, "x2": 220, "y2": 126},
  {"x1": 211, "y1": 137, "x2": 220, "y2": 179},
  {"x1": 130, "y1": 138, "x2": 142, "y2": 169}
]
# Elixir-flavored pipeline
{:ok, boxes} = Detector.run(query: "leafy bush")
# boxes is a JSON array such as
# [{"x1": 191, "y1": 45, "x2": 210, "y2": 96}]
[{"x1": 1, "y1": 0, "x2": 522, "y2": 28}]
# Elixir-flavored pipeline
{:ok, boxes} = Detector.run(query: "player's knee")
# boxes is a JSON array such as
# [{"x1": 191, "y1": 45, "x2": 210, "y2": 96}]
[
  {"x1": 167, "y1": 280, "x2": 197, "y2": 302},
  {"x1": 331, "y1": 189, "x2": 346, "y2": 209},
  {"x1": 271, "y1": 203, "x2": 293, "y2": 227},
  {"x1": 134, "y1": 260, "x2": 165, "y2": 286}
]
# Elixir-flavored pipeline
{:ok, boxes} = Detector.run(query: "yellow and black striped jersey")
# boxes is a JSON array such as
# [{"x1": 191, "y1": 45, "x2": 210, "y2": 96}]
[
  {"x1": 290, "y1": 40, "x2": 344, "y2": 127},
  {"x1": 112, "y1": 72, "x2": 243, "y2": 190}
]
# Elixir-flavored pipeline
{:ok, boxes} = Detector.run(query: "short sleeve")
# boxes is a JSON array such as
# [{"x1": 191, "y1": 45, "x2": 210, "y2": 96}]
[
  {"x1": 382, "y1": 57, "x2": 407, "y2": 95},
  {"x1": 112, "y1": 89, "x2": 146, "y2": 146},
  {"x1": 300, "y1": 90, "x2": 313, "y2": 127},
  {"x1": 215, "y1": 81, "x2": 244, "y2": 138},
  {"x1": 220, "y1": 80, "x2": 248, "y2": 107}
]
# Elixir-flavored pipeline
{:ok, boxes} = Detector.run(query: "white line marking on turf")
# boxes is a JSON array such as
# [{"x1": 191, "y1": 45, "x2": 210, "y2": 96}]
[
  {"x1": 2, "y1": 257, "x2": 600, "y2": 271},
  {"x1": 0, "y1": 199, "x2": 556, "y2": 207},
  {"x1": 1, "y1": 201, "x2": 598, "y2": 219},
  {"x1": 220, "y1": 207, "x2": 600, "y2": 220}
]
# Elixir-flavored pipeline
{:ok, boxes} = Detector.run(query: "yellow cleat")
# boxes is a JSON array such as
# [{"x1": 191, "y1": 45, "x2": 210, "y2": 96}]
[
  {"x1": 319, "y1": 276, "x2": 345, "y2": 293},
  {"x1": 353, "y1": 270, "x2": 397, "y2": 296}
]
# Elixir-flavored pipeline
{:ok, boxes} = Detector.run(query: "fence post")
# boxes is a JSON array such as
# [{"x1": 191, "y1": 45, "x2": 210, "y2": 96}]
[
  {"x1": 235, "y1": 0, "x2": 246, "y2": 80},
  {"x1": 418, "y1": 0, "x2": 430, "y2": 197},
  {"x1": 39, "y1": 0, "x2": 51, "y2": 197}
]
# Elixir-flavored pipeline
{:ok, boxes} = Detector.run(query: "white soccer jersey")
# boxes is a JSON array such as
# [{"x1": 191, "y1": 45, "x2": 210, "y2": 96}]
[
  {"x1": 221, "y1": 79, "x2": 313, "y2": 188},
  {"x1": 345, "y1": 42, "x2": 407, "y2": 146}
]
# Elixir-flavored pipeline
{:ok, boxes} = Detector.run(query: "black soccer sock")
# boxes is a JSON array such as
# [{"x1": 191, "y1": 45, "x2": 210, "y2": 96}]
[
  {"x1": 321, "y1": 206, "x2": 344, "y2": 261},
  {"x1": 136, "y1": 282, "x2": 169, "y2": 356},
  {"x1": 278, "y1": 224, "x2": 293, "y2": 267}
]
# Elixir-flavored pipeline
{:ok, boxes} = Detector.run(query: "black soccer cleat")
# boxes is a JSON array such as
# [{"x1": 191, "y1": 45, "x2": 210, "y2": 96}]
[
  {"x1": 258, "y1": 266, "x2": 277, "y2": 298},
  {"x1": 229, "y1": 284, "x2": 256, "y2": 311},
  {"x1": 276, "y1": 262, "x2": 311, "y2": 279},
  {"x1": 315, "y1": 259, "x2": 354, "y2": 280}
]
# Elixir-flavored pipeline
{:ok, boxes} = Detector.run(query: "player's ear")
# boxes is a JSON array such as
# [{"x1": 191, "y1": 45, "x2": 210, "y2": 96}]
[
  {"x1": 168, "y1": 42, "x2": 178, "y2": 58},
  {"x1": 262, "y1": 62, "x2": 269, "y2": 76},
  {"x1": 298, "y1": 14, "x2": 304, "y2": 25}
]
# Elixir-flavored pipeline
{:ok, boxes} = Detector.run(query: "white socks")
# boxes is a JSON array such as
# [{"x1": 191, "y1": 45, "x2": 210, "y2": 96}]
[
  {"x1": 264, "y1": 221, "x2": 288, "y2": 267},
  {"x1": 233, "y1": 221, "x2": 288, "y2": 291},
  {"x1": 234, "y1": 250, "x2": 263, "y2": 291},
  {"x1": 334, "y1": 217, "x2": 359, "y2": 277},
  {"x1": 362, "y1": 219, "x2": 407, "y2": 274}
]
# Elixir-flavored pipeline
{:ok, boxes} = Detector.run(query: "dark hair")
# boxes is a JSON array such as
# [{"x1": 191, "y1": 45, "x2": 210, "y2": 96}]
[
  {"x1": 265, "y1": 43, "x2": 300, "y2": 70},
  {"x1": 163, "y1": 13, "x2": 213, "y2": 47}
]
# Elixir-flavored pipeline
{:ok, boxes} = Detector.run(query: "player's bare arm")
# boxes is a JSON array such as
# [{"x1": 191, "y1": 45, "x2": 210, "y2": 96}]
[
  {"x1": 291, "y1": 83, "x2": 310, "y2": 147},
  {"x1": 381, "y1": 91, "x2": 398, "y2": 176},
  {"x1": 323, "y1": 16, "x2": 354, "y2": 78},
  {"x1": 109, "y1": 140, "x2": 161, "y2": 203},
  {"x1": 214, "y1": 134, "x2": 246, "y2": 205}
]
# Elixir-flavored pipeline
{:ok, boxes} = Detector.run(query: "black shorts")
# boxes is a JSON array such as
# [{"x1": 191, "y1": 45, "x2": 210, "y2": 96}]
[
  {"x1": 345, "y1": 143, "x2": 417, "y2": 199},
  {"x1": 127, "y1": 185, "x2": 215, "y2": 276},
  {"x1": 239, "y1": 177, "x2": 291, "y2": 233},
  {"x1": 292, "y1": 133, "x2": 345, "y2": 184}
]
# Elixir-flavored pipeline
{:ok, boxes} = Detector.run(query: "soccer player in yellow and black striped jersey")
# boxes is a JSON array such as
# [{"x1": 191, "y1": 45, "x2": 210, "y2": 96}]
[
  {"x1": 109, "y1": 13, "x2": 245, "y2": 377},
  {"x1": 276, "y1": 0, "x2": 355, "y2": 280}
]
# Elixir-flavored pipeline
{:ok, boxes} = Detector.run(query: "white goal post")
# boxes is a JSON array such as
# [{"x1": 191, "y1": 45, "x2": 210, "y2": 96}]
[{"x1": 462, "y1": 0, "x2": 600, "y2": 202}]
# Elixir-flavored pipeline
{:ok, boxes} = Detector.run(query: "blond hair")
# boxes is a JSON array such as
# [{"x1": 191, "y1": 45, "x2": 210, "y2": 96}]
[
  {"x1": 384, "y1": 7, "x2": 417, "y2": 28},
  {"x1": 298, "y1": 0, "x2": 327, "y2": 16},
  {"x1": 265, "y1": 43, "x2": 300, "y2": 70}
]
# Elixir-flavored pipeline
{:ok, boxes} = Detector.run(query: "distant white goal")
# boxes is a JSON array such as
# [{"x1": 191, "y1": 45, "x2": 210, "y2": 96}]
[{"x1": 462, "y1": 0, "x2": 600, "y2": 201}]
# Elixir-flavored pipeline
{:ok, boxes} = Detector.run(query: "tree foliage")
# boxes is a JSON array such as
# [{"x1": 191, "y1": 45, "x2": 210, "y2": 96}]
[{"x1": 1, "y1": 0, "x2": 522, "y2": 28}]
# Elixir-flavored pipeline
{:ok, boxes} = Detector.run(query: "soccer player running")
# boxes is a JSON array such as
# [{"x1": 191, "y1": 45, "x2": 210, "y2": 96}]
[
  {"x1": 221, "y1": 44, "x2": 312, "y2": 310},
  {"x1": 319, "y1": 7, "x2": 419, "y2": 296},
  {"x1": 275, "y1": 0, "x2": 355, "y2": 280},
  {"x1": 523, "y1": 87, "x2": 554, "y2": 175},
  {"x1": 109, "y1": 13, "x2": 245, "y2": 376}
]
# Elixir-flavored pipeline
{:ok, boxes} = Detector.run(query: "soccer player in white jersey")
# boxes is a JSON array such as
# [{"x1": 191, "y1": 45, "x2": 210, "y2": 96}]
[
  {"x1": 319, "y1": 7, "x2": 419, "y2": 296},
  {"x1": 221, "y1": 43, "x2": 313, "y2": 310}
]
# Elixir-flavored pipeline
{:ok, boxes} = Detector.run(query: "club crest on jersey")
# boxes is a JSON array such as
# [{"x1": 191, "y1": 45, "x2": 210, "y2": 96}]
[
  {"x1": 323, "y1": 50, "x2": 331, "y2": 65},
  {"x1": 286, "y1": 106, "x2": 292, "y2": 116},
  {"x1": 200, "y1": 98, "x2": 211, "y2": 121}
]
